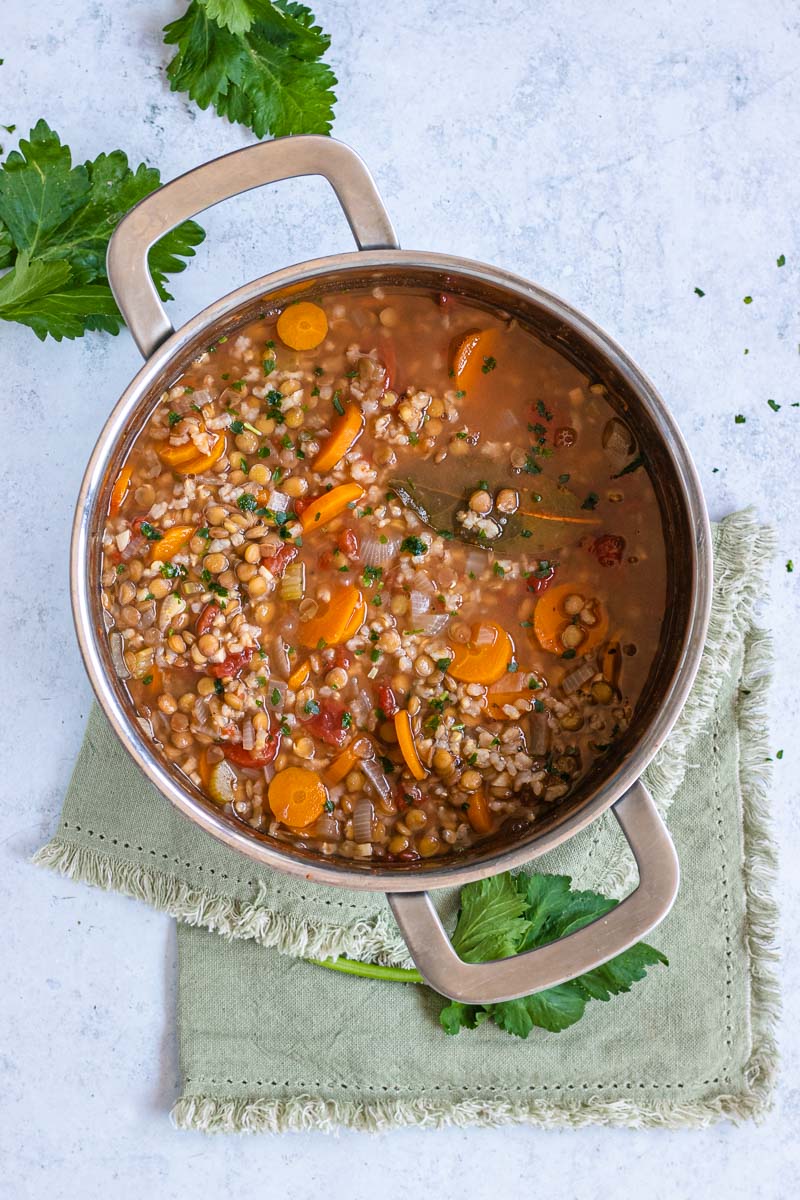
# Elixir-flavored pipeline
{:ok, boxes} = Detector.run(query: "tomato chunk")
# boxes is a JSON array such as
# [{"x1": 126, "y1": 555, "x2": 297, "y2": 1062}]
[
  {"x1": 196, "y1": 601, "x2": 220, "y2": 635},
  {"x1": 591, "y1": 534, "x2": 626, "y2": 567},
  {"x1": 304, "y1": 700, "x2": 350, "y2": 748},
  {"x1": 526, "y1": 564, "x2": 557, "y2": 595},
  {"x1": 224, "y1": 732, "x2": 281, "y2": 768},
  {"x1": 263, "y1": 543, "x2": 298, "y2": 577},
  {"x1": 207, "y1": 646, "x2": 255, "y2": 679},
  {"x1": 378, "y1": 684, "x2": 399, "y2": 717}
]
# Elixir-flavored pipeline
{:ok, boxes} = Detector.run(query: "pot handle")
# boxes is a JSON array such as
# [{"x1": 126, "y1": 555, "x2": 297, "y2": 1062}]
[
  {"x1": 387, "y1": 779, "x2": 678, "y2": 1004},
  {"x1": 106, "y1": 135, "x2": 399, "y2": 359}
]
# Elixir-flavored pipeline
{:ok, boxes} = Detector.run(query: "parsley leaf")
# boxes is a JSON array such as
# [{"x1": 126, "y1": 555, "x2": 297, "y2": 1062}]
[
  {"x1": 0, "y1": 121, "x2": 204, "y2": 341},
  {"x1": 439, "y1": 873, "x2": 667, "y2": 1037},
  {"x1": 163, "y1": 0, "x2": 337, "y2": 140}
]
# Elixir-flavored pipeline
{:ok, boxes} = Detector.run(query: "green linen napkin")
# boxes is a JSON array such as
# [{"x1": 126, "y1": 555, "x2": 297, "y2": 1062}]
[{"x1": 36, "y1": 511, "x2": 779, "y2": 1130}]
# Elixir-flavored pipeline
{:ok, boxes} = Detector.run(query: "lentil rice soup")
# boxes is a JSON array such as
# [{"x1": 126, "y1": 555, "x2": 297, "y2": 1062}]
[{"x1": 101, "y1": 286, "x2": 666, "y2": 864}]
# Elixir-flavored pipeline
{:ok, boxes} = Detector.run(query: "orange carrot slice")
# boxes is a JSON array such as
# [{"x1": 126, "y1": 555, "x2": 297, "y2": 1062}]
[
  {"x1": 465, "y1": 790, "x2": 493, "y2": 835},
  {"x1": 109, "y1": 466, "x2": 133, "y2": 515},
  {"x1": 300, "y1": 482, "x2": 365, "y2": 534},
  {"x1": 313, "y1": 403, "x2": 365, "y2": 472},
  {"x1": 450, "y1": 327, "x2": 499, "y2": 390},
  {"x1": 158, "y1": 432, "x2": 225, "y2": 475},
  {"x1": 447, "y1": 620, "x2": 513, "y2": 686},
  {"x1": 324, "y1": 743, "x2": 359, "y2": 785},
  {"x1": 288, "y1": 661, "x2": 311, "y2": 690},
  {"x1": 298, "y1": 584, "x2": 366, "y2": 648},
  {"x1": 532, "y1": 583, "x2": 609, "y2": 655},
  {"x1": 268, "y1": 766, "x2": 328, "y2": 828},
  {"x1": 395, "y1": 710, "x2": 428, "y2": 780},
  {"x1": 150, "y1": 524, "x2": 194, "y2": 562},
  {"x1": 277, "y1": 302, "x2": 329, "y2": 351}
]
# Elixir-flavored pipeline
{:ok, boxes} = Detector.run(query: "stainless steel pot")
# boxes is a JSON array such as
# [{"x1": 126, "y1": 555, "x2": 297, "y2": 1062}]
[{"x1": 73, "y1": 136, "x2": 712, "y2": 1005}]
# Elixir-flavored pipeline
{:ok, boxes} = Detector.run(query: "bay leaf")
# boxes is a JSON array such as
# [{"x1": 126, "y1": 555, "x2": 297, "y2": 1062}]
[{"x1": 390, "y1": 456, "x2": 598, "y2": 556}]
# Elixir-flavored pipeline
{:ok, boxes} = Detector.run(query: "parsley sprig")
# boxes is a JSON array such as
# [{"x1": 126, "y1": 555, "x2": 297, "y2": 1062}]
[
  {"x1": 311, "y1": 872, "x2": 666, "y2": 1037},
  {"x1": 163, "y1": 0, "x2": 337, "y2": 139},
  {"x1": 0, "y1": 121, "x2": 204, "y2": 341}
]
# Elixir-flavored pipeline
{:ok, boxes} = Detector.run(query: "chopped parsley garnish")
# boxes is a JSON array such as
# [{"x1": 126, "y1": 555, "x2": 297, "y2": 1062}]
[
  {"x1": 481, "y1": 355, "x2": 497, "y2": 373},
  {"x1": 611, "y1": 454, "x2": 645, "y2": 479},
  {"x1": 435, "y1": 657, "x2": 451, "y2": 672},
  {"x1": 408, "y1": 432, "x2": 419, "y2": 445},
  {"x1": 196, "y1": 527, "x2": 209, "y2": 538},
  {"x1": 734, "y1": 414, "x2": 746, "y2": 424},
  {"x1": 214, "y1": 678, "x2": 224, "y2": 696},
  {"x1": 167, "y1": 410, "x2": 182, "y2": 427},
  {"x1": 332, "y1": 391, "x2": 345, "y2": 416},
  {"x1": 139, "y1": 522, "x2": 162, "y2": 541},
  {"x1": 581, "y1": 492, "x2": 599, "y2": 510},
  {"x1": 142, "y1": 674, "x2": 154, "y2": 686},
  {"x1": 160, "y1": 561, "x2": 187, "y2": 579},
  {"x1": 362, "y1": 565, "x2": 383, "y2": 586},
  {"x1": 370, "y1": 648, "x2": 381, "y2": 662},
  {"x1": 743, "y1": 295, "x2": 753, "y2": 304},
  {"x1": 777, "y1": 254, "x2": 786, "y2": 267},
  {"x1": 229, "y1": 418, "x2": 245, "y2": 433},
  {"x1": 493, "y1": 562, "x2": 505, "y2": 578},
  {"x1": 787, "y1": 560, "x2": 794, "y2": 573},
  {"x1": 536, "y1": 399, "x2": 553, "y2": 421},
  {"x1": 456, "y1": 430, "x2": 468, "y2": 440},
  {"x1": 342, "y1": 712, "x2": 352, "y2": 729},
  {"x1": 231, "y1": 380, "x2": 246, "y2": 392},
  {"x1": 313, "y1": 365, "x2": 324, "y2": 376},
  {"x1": 557, "y1": 473, "x2": 571, "y2": 484},
  {"x1": 523, "y1": 453, "x2": 542, "y2": 475},
  {"x1": 270, "y1": 688, "x2": 281, "y2": 706},
  {"x1": 257, "y1": 446, "x2": 271, "y2": 458},
  {"x1": 767, "y1": 399, "x2": 781, "y2": 412},
  {"x1": 562, "y1": 648, "x2": 577, "y2": 660},
  {"x1": 304, "y1": 699, "x2": 321, "y2": 715},
  {"x1": 400, "y1": 535, "x2": 427, "y2": 557},
  {"x1": 237, "y1": 492, "x2": 258, "y2": 511},
  {"x1": 263, "y1": 357, "x2": 276, "y2": 375},
  {"x1": 694, "y1": 287, "x2": 705, "y2": 297}
]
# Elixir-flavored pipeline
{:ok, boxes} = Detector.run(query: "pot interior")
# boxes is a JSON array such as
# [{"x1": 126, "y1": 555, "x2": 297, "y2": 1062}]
[{"x1": 85, "y1": 258, "x2": 701, "y2": 886}]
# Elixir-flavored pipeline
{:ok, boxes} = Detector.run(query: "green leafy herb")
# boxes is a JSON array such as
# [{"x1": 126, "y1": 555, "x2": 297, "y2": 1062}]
[
  {"x1": 481, "y1": 355, "x2": 497, "y2": 374},
  {"x1": 610, "y1": 454, "x2": 645, "y2": 479},
  {"x1": 767, "y1": 399, "x2": 781, "y2": 412},
  {"x1": 787, "y1": 560, "x2": 794, "y2": 573},
  {"x1": 743, "y1": 295, "x2": 753, "y2": 304},
  {"x1": 139, "y1": 522, "x2": 163, "y2": 541},
  {"x1": 304, "y1": 699, "x2": 321, "y2": 715},
  {"x1": 439, "y1": 873, "x2": 667, "y2": 1037},
  {"x1": 160, "y1": 561, "x2": 188, "y2": 579},
  {"x1": 734, "y1": 414, "x2": 746, "y2": 424},
  {"x1": 332, "y1": 390, "x2": 344, "y2": 416},
  {"x1": 776, "y1": 749, "x2": 784, "y2": 760},
  {"x1": 435, "y1": 657, "x2": 451, "y2": 672},
  {"x1": 777, "y1": 254, "x2": 786, "y2": 267},
  {"x1": 400, "y1": 535, "x2": 428, "y2": 557},
  {"x1": 229, "y1": 418, "x2": 245, "y2": 433},
  {"x1": 237, "y1": 492, "x2": 258, "y2": 511},
  {"x1": 168, "y1": 411, "x2": 183, "y2": 427},
  {"x1": 694, "y1": 286, "x2": 705, "y2": 297},
  {"x1": 580, "y1": 492, "x2": 599, "y2": 510},
  {"x1": 341, "y1": 711, "x2": 352, "y2": 729},
  {"x1": 0, "y1": 120, "x2": 204, "y2": 340},
  {"x1": 163, "y1": 0, "x2": 337, "y2": 139}
]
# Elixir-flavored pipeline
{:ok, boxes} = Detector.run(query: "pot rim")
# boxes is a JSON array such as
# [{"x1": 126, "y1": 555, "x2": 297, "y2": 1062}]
[{"x1": 72, "y1": 248, "x2": 713, "y2": 892}]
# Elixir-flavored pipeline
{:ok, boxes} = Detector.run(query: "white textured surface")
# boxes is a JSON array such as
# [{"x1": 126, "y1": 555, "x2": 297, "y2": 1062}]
[{"x1": 2, "y1": 0, "x2": 799, "y2": 1195}]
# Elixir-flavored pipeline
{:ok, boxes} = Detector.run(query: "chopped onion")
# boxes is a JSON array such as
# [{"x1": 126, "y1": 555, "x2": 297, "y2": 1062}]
[
  {"x1": 414, "y1": 612, "x2": 450, "y2": 636},
  {"x1": 262, "y1": 764, "x2": 276, "y2": 785},
  {"x1": 193, "y1": 696, "x2": 210, "y2": 728},
  {"x1": 241, "y1": 717, "x2": 255, "y2": 752},
  {"x1": 269, "y1": 490, "x2": 290, "y2": 513},
  {"x1": 352, "y1": 798, "x2": 374, "y2": 843},
  {"x1": 562, "y1": 659, "x2": 596, "y2": 695},
  {"x1": 464, "y1": 548, "x2": 490, "y2": 577},
  {"x1": 409, "y1": 590, "x2": 432, "y2": 618},
  {"x1": 412, "y1": 570, "x2": 436, "y2": 593},
  {"x1": 360, "y1": 530, "x2": 401, "y2": 567},
  {"x1": 273, "y1": 641, "x2": 291, "y2": 678},
  {"x1": 528, "y1": 711, "x2": 550, "y2": 755},
  {"x1": 314, "y1": 813, "x2": 341, "y2": 840},
  {"x1": 361, "y1": 756, "x2": 393, "y2": 804},
  {"x1": 109, "y1": 632, "x2": 130, "y2": 678},
  {"x1": 266, "y1": 678, "x2": 287, "y2": 705}
]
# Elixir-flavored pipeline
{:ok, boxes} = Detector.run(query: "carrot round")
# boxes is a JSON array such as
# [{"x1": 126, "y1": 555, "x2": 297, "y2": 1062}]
[
  {"x1": 395, "y1": 710, "x2": 428, "y2": 780},
  {"x1": 532, "y1": 583, "x2": 609, "y2": 655},
  {"x1": 268, "y1": 766, "x2": 328, "y2": 828},
  {"x1": 483, "y1": 690, "x2": 528, "y2": 719},
  {"x1": 277, "y1": 302, "x2": 329, "y2": 351},
  {"x1": 151, "y1": 524, "x2": 194, "y2": 562},
  {"x1": 300, "y1": 482, "x2": 365, "y2": 534},
  {"x1": 313, "y1": 403, "x2": 365, "y2": 472},
  {"x1": 298, "y1": 584, "x2": 366, "y2": 648},
  {"x1": 109, "y1": 466, "x2": 133, "y2": 515},
  {"x1": 447, "y1": 620, "x2": 513, "y2": 686},
  {"x1": 465, "y1": 790, "x2": 493, "y2": 835},
  {"x1": 450, "y1": 327, "x2": 499, "y2": 390}
]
